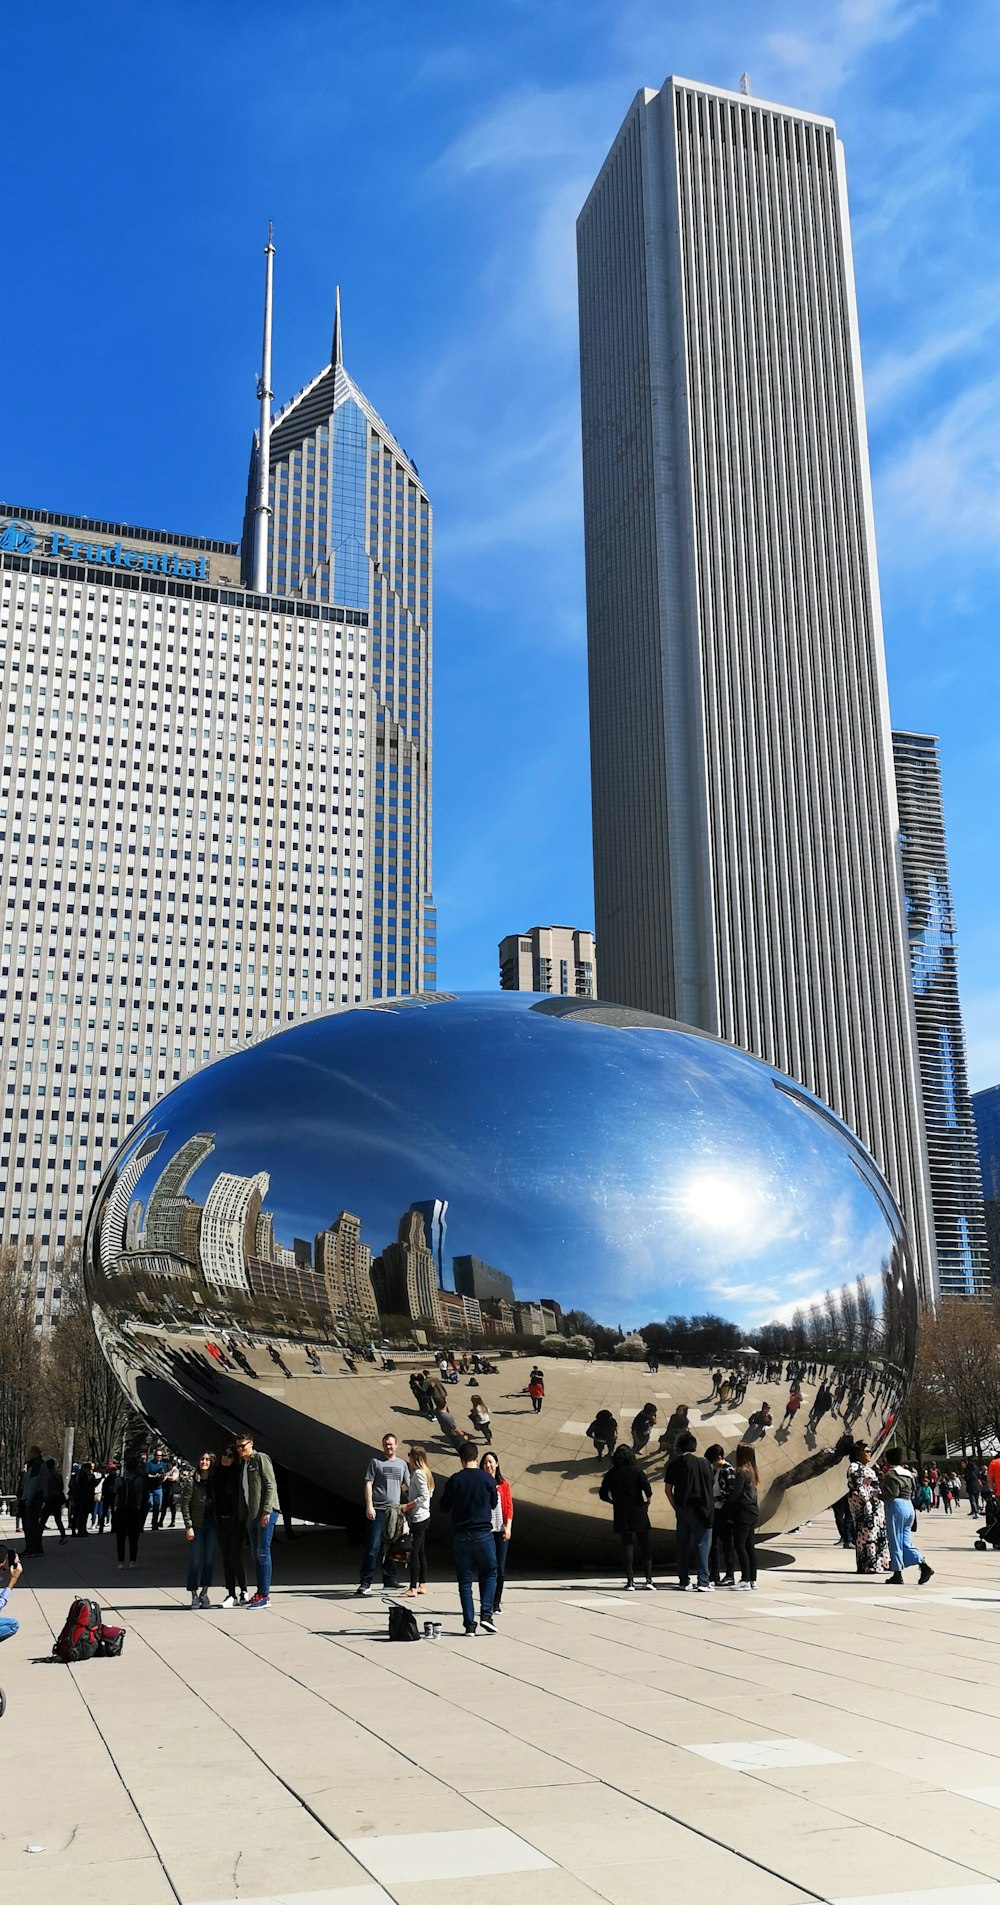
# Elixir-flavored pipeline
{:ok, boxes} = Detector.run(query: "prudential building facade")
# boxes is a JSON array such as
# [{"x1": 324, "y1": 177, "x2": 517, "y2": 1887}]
[
  {"x1": 0, "y1": 291, "x2": 434, "y2": 1327},
  {"x1": 577, "y1": 77, "x2": 937, "y2": 1299}
]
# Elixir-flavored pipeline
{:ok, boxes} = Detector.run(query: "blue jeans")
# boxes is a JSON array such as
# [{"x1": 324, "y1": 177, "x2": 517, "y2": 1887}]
[
  {"x1": 676, "y1": 1512, "x2": 712, "y2": 1587},
  {"x1": 0, "y1": 1617, "x2": 18, "y2": 1643},
  {"x1": 147, "y1": 1486, "x2": 163, "y2": 1529},
  {"x1": 886, "y1": 1496, "x2": 923, "y2": 1571},
  {"x1": 185, "y1": 1523, "x2": 218, "y2": 1593},
  {"x1": 359, "y1": 1508, "x2": 398, "y2": 1589},
  {"x1": 453, "y1": 1529, "x2": 497, "y2": 1629},
  {"x1": 493, "y1": 1531, "x2": 509, "y2": 1607},
  {"x1": 251, "y1": 1511, "x2": 278, "y2": 1598}
]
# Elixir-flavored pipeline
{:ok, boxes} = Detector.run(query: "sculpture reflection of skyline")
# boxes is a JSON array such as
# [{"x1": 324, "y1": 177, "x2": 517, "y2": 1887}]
[{"x1": 91, "y1": 1122, "x2": 912, "y2": 1375}]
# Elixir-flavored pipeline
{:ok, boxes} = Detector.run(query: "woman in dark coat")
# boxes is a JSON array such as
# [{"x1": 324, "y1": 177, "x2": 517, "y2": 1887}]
[{"x1": 599, "y1": 1446, "x2": 655, "y2": 1591}]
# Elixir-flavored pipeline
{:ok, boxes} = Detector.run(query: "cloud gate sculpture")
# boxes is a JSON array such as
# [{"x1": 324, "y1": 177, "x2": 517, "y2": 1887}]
[{"x1": 84, "y1": 993, "x2": 917, "y2": 1559}]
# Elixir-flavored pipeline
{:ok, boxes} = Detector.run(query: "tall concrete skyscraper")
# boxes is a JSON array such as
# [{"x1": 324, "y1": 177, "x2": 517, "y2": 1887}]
[
  {"x1": 892, "y1": 732, "x2": 989, "y2": 1296},
  {"x1": 578, "y1": 77, "x2": 937, "y2": 1296}
]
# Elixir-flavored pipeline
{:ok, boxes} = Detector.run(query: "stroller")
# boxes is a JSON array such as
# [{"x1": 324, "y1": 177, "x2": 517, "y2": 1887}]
[{"x1": 974, "y1": 1494, "x2": 1000, "y2": 1551}]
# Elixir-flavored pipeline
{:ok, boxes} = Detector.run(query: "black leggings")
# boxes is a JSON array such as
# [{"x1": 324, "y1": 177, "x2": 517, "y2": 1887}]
[
  {"x1": 620, "y1": 1527, "x2": 651, "y2": 1583},
  {"x1": 114, "y1": 1508, "x2": 143, "y2": 1564},
  {"x1": 409, "y1": 1521, "x2": 428, "y2": 1588},
  {"x1": 732, "y1": 1515, "x2": 757, "y2": 1583}
]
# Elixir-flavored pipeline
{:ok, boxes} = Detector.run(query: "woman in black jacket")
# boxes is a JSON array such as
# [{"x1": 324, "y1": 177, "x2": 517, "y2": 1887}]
[
  {"x1": 213, "y1": 1445, "x2": 248, "y2": 1607},
  {"x1": 727, "y1": 1443, "x2": 760, "y2": 1590},
  {"x1": 599, "y1": 1446, "x2": 655, "y2": 1591}
]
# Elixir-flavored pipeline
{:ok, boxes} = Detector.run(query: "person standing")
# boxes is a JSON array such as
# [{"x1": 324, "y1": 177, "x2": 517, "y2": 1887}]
[
  {"x1": 234, "y1": 1431, "x2": 279, "y2": 1608},
  {"x1": 42, "y1": 1459, "x2": 68, "y2": 1545},
  {"x1": 163, "y1": 1458, "x2": 181, "y2": 1528},
  {"x1": 0, "y1": 1550, "x2": 22, "y2": 1646},
  {"x1": 214, "y1": 1445, "x2": 249, "y2": 1608},
  {"x1": 705, "y1": 1444, "x2": 737, "y2": 1587},
  {"x1": 728, "y1": 1444, "x2": 760, "y2": 1590},
  {"x1": 402, "y1": 1446, "x2": 434, "y2": 1597},
  {"x1": 356, "y1": 1433, "x2": 410, "y2": 1596},
  {"x1": 70, "y1": 1461, "x2": 97, "y2": 1537},
  {"x1": 965, "y1": 1457, "x2": 983, "y2": 1517},
  {"x1": 528, "y1": 1368, "x2": 545, "y2": 1414},
  {"x1": 97, "y1": 1463, "x2": 117, "y2": 1534},
  {"x1": 880, "y1": 1448, "x2": 934, "y2": 1586},
  {"x1": 145, "y1": 1448, "x2": 167, "y2": 1530},
  {"x1": 480, "y1": 1450, "x2": 514, "y2": 1612},
  {"x1": 19, "y1": 1447, "x2": 49, "y2": 1559},
  {"x1": 600, "y1": 1445, "x2": 654, "y2": 1591},
  {"x1": 179, "y1": 1453, "x2": 218, "y2": 1608},
  {"x1": 113, "y1": 1451, "x2": 149, "y2": 1570},
  {"x1": 664, "y1": 1431, "x2": 715, "y2": 1592},
  {"x1": 439, "y1": 1441, "x2": 498, "y2": 1635},
  {"x1": 845, "y1": 1440, "x2": 890, "y2": 1574},
  {"x1": 587, "y1": 1411, "x2": 618, "y2": 1460}
]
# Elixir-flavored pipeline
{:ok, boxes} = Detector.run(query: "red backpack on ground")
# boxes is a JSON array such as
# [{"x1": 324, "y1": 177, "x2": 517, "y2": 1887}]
[
  {"x1": 97, "y1": 1624, "x2": 126, "y2": 1657},
  {"x1": 53, "y1": 1597, "x2": 102, "y2": 1663}
]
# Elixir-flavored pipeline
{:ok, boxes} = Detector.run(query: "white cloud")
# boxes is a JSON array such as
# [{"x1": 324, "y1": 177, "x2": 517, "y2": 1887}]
[
  {"x1": 879, "y1": 373, "x2": 1000, "y2": 560},
  {"x1": 766, "y1": 0, "x2": 928, "y2": 98}
]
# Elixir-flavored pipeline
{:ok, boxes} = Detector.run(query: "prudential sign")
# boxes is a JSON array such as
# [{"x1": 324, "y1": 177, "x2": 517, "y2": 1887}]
[{"x1": 0, "y1": 518, "x2": 209, "y2": 580}]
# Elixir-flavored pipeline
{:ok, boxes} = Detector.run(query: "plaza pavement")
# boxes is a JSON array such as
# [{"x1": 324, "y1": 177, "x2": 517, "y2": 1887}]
[{"x1": 3, "y1": 1510, "x2": 1000, "y2": 1904}]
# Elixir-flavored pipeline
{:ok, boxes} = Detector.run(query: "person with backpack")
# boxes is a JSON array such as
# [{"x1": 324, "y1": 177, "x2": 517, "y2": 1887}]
[
  {"x1": 179, "y1": 1453, "x2": 218, "y2": 1608},
  {"x1": 113, "y1": 1452, "x2": 150, "y2": 1570}
]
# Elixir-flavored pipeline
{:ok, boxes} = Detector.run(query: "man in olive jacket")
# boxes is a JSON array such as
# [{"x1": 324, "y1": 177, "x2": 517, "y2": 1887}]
[{"x1": 235, "y1": 1431, "x2": 279, "y2": 1608}]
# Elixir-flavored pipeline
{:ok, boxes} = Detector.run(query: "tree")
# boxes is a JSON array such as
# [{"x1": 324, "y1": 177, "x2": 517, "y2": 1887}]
[
  {"x1": 613, "y1": 1332, "x2": 647, "y2": 1361},
  {"x1": 42, "y1": 1270, "x2": 133, "y2": 1466},
  {"x1": 0, "y1": 1250, "x2": 44, "y2": 1494}
]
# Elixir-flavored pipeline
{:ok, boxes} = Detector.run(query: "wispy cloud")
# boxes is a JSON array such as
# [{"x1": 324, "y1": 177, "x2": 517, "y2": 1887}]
[
  {"x1": 878, "y1": 373, "x2": 1000, "y2": 560},
  {"x1": 766, "y1": 0, "x2": 928, "y2": 98}
]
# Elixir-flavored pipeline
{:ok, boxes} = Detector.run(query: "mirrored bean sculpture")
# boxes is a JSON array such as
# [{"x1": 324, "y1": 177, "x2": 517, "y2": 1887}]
[{"x1": 84, "y1": 993, "x2": 917, "y2": 1559}]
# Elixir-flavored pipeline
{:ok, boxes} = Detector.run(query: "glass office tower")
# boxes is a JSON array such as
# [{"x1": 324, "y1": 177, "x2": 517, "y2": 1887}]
[
  {"x1": 578, "y1": 77, "x2": 937, "y2": 1298},
  {"x1": 973, "y1": 1085, "x2": 1000, "y2": 1284},
  {"x1": 893, "y1": 732, "x2": 989, "y2": 1295}
]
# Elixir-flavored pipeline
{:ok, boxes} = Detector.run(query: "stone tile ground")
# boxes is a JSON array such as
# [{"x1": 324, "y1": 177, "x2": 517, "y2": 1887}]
[{"x1": 3, "y1": 1510, "x2": 1000, "y2": 1903}]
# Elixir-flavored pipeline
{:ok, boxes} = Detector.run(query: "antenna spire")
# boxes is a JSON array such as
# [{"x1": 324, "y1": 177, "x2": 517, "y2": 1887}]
[
  {"x1": 740, "y1": 71, "x2": 752, "y2": 95},
  {"x1": 332, "y1": 284, "x2": 343, "y2": 368},
  {"x1": 252, "y1": 222, "x2": 275, "y2": 595}
]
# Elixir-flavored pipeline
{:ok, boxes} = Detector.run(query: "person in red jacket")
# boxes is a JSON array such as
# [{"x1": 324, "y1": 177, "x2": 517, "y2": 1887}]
[
  {"x1": 527, "y1": 1369, "x2": 545, "y2": 1414},
  {"x1": 480, "y1": 1451, "x2": 513, "y2": 1615}
]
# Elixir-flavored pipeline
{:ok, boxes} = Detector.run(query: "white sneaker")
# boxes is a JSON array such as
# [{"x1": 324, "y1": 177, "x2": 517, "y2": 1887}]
[
  {"x1": 221, "y1": 1594, "x2": 236, "y2": 1609},
  {"x1": 695, "y1": 1583, "x2": 715, "y2": 1593},
  {"x1": 641, "y1": 1580, "x2": 657, "y2": 1591},
  {"x1": 734, "y1": 1581, "x2": 753, "y2": 1591}
]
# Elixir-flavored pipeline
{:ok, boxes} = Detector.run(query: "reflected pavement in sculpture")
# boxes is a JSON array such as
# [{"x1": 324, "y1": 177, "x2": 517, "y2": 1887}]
[{"x1": 83, "y1": 993, "x2": 917, "y2": 1558}]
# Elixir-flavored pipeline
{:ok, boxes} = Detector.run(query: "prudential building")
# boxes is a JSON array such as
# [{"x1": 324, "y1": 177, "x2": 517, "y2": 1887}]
[
  {"x1": 577, "y1": 78, "x2": 937, "y2": 1301},
  {"x1": 0, "y1": 261, "x2": 434, "y2": 1327}
]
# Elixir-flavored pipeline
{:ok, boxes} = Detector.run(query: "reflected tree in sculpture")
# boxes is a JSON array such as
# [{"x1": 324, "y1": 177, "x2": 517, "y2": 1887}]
[{"x1": 84, "y1": 994, "x2": 918, "y2": 1558}]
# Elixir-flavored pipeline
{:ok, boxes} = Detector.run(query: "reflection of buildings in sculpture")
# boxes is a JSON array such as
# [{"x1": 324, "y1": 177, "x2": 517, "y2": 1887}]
[
  {"x1": 144, "y1": 1133, "x2": 216, "y2": 1259},
  {"x1": 499, "y1": 925, "x2": 597, "y2": 998},
  {"x1": 315, "y1": 1211, "x2": 379, "y2": 1325},
  {"x1": 411, "y1": 1199, "x2": 449, "y2": 1289},
  {"x1": 255, "y1": 1209, "x2": 276, "y2": 1261},
  {"x1": 453, "y1": 1254, "x2": 515, "y2": 1307},
  {"x1": 199, "y1": 1171, "x2": 269, "y2": 1293},
  {"x1": 480, "y1": 1296, "x2": 516, "y2": 1336},
  {"x1": 125, "y1": 1200, "x2": 143, "y2": 1252},
  {"x1": 373, "y1": 1210, "x2": 445, "y2": 1330},
  {"x1": 247, "y1": 1257, "x2": 326, "y2": 1313},
  {"x1": 115, "y1": 1249, "x2": 195, "y2": 1282},
  {"x1": 439, "y1": 1290, "x2": 484, "y2": 1338},
  {"x1": 293, "y1": 1237, "x2": 312, "y2": 1268},
  {"x1": 513, "y1": 1302, "x2": 547, "y2": 1337},
  {"x1": 99, "y1": 1132, "x2": 165, "y2": 1272}
]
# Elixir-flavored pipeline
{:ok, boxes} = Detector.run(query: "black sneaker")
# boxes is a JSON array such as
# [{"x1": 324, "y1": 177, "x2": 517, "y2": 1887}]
[
  {"x1": 463, "y1": 1623, "x2": 478, "y2": 1635},
  {"x1": 481, "y1": 1615, "x2": 497, "y2": 1633},
  {"x1": 887, "y1": 1570, "x2": 904, "y2": 1585},
  {"x1": 918, "y1": 1562, "x2": 934, "y2": 1586},
  {"x1": 356, "y1": 1585, "x2": 373, "y2": 1597}
]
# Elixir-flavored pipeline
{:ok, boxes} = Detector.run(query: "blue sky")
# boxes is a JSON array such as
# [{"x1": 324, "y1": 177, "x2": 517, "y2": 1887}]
[{"x1": 3, "y1": 0, "x2": 998, "y2": 1086}]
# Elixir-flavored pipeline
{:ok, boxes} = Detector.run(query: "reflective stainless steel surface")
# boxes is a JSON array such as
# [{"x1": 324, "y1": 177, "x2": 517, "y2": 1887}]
[{"x1": 84, "y1": 993, "x2": 917, "y2": 1558}]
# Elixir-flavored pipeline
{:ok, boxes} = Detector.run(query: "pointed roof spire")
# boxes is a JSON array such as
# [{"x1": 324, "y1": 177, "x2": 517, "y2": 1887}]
[{"x1": 331, "y1": 284, "x2": 343, "y2": 368}]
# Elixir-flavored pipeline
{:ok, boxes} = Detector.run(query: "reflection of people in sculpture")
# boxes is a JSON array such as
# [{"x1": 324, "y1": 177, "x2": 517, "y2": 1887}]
[
  {"x1": 631, "y1": 1403, "x2": 657, "y2": 1453},
  {"x1": 781, "y1": 1383, "x2": 803, "y2": 1428},
  {"x1": 747, "y1": 1402, "x2": 772, "y2": 1440},
  {"x1": 659, "y1": 1404, "x2": 689, "y2": 1457},
  {"x1": 808, "y1": 1382, "x2": 833, "y2": 1430},
  {"x1": 600, "y1": 1446, "x2": 654, "y2": 1592},
  {"x1": 587, "y1": 1411, "x2": 618, "y2": 1460},
  {"x1": 528, "y1": 1369, "x2": 545, "y2": 1414},
  {"x1": 469, "y1": 1392, "x2": 492, "y2": 1444}
]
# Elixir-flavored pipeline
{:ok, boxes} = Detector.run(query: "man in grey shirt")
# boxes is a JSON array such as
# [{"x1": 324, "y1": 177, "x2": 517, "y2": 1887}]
[{"x1": 357, "y1": 1433, "x2": 410, "y2": 1595}]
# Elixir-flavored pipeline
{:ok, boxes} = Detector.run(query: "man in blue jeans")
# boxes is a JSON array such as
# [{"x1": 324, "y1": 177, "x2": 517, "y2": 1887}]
[
  {"x1": 234, "y1": 1432, "x2": 279, "y2": 1608},
  {"x1": 439, "y1": 1441, "x2": 499, "y2": 1635},
  {"x1": 0, "y1": 1550, "x2": 22, "y2": 1644},
  {"x1": 357, "y1": 1434, "x2": 410, "y2": 1596},
  {"x1": 664, "y1": 1431, "x2": 715, "y2": 1592}
]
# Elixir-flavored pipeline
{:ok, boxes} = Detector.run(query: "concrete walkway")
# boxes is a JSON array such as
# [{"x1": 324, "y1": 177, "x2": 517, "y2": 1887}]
[{"x1": 3, "y1": 1511, "x2": 1000, "y2": 1904}]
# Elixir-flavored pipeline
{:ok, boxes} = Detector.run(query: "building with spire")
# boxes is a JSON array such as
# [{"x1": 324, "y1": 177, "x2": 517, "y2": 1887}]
[
  {"x1": 0, "y1": 237, "x2": 435, "y2": 1327},
  {"x1": 240, "y1": 289, "x2": 435, "y2": 1003}
]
